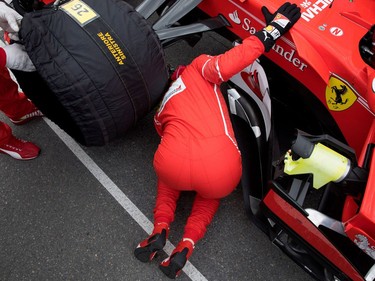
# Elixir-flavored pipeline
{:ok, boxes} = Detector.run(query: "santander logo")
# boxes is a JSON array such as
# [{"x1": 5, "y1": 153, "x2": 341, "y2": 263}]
[{"x1": 227, "y1": 7, "x2": 308, "y2": 72}]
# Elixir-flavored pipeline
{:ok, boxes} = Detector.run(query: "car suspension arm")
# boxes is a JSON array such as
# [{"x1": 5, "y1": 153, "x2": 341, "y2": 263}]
[
  {"x1": 155, "y1": 15, "x2": 230, "y2": 41},
  {"x1": 135, "y1": 0, "x2": 167, "y2": 19},
  {"x1": 152, "y1": 0, "x2": 203, "y2": 30}
]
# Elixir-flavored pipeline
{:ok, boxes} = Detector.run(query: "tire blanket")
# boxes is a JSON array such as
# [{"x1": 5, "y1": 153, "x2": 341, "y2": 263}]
[{"x1": 17, "y1": 0, "x2": 168, "y2": 146}]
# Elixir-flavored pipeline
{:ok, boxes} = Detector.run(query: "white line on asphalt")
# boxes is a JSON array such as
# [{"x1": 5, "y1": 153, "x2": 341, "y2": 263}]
[{"x1": 44, "y1": 118, "x2": 208, "y2": 281}]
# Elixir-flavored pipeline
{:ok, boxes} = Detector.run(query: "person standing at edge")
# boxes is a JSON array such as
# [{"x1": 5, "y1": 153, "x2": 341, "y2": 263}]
[
  {"x1": 134, "y1": 2, "x2": 301, "y2": 279},
  {"x1": 0, "y1": 1, "x2": 43, "y2": 160}
]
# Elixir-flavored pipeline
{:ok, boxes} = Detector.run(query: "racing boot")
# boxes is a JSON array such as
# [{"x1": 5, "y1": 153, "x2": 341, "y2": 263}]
[
  {"x1": 0, "y1": 134, "x2": 40, "y2": 160},
  {"x1": 159, "y1": 238, "x2": 194, "y2": 279},
  {"x1": 9, "y1": 105, "x2": 44, "y2": 125},
  {"x1": 134, "y1": 222, "x2": 169, "y2": 262}
]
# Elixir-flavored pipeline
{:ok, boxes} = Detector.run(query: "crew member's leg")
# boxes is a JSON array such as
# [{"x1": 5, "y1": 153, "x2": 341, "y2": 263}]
[
  {"x1": 159, "y1": 194, "x2": 219, "y2": 278},
  {"x1": 0, "y1": 67, "x2": 42, "y2": 124},
  {"x1": 183, "y1": 194, "x2": 220, "y2": 244},
  {"x1": 153, "y1": 179, "x2": 182, "y2": 226},
  {"x1": 134, "y1": 179, "x2": 181, "y2": 262},
  {"x1": 0, "y1": 121, "x2": 40, "y2": 160},
  {"x1": 159, "y1": 136, "x2": 241, "y2": 278}
]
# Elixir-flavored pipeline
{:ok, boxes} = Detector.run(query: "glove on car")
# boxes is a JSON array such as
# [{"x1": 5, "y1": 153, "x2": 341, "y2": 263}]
[{"x1": 254, "y1": 2, "x2": 301, "y2": 52}]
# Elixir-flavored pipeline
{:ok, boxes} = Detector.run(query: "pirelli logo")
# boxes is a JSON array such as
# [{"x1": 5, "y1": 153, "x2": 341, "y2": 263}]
[
  {"x1": 61, "y1": 0, "x2": 99, "y2": 26},
  {"x1": 97, "y1": 32, "x2": 127, "y2": 65},
  {"x1": 61, "y1": 0, "x2": 128, "y2": 66}
]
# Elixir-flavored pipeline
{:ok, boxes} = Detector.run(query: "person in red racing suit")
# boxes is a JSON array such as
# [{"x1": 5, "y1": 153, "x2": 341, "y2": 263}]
[
  {"x1": 134, "y1": 2, "x2": 301, "y2": 279},
  {"x1": 0, "y1": 0, "x2": 43, "y2": 160}
]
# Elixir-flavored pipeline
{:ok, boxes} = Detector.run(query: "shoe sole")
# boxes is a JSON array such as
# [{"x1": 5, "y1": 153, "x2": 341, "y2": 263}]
[
  {"x1": 159, "y1": 251, "x2": 187, "y2": 279},
  {"x1": 134, "y1": 230, "x2": 166, "y2": 263},
  {"x1": 10, "y1": 115, "x2": 43, "y2": 126},
  {"x1": 0, "y1": 148, "x2": 39, "y2": 160}
]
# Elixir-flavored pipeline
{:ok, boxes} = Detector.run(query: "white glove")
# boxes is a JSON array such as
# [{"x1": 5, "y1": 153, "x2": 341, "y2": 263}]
[
  {"x1": 7, "y1": 32, "x2": 19, "y2": 41},
  {"x1": 2, "y1": 44, "x2": 36, "y2": 72},
  {"x1": 0, "y1": 1, "x2": 22, "y2": 32}
]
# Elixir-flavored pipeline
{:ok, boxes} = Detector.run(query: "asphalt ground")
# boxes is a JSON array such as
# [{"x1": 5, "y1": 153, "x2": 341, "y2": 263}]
[{"x1": 0, "y1": 1, "x2": 315, "y2": 280}]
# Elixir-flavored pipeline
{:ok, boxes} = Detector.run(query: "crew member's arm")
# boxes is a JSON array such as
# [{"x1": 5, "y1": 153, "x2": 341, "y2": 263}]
[
  {"x1": 0, "y1": 1, "x2": 22, "y2": 33},
  {"x1": 194, "y1": 2, "x2": 301, "y2": 84},
  {"x1": 193, "y1": 36, "x2": 265, "y2": 84},
  {"x1": 0, "y1": 43, "x2": 35, "y2": 71},
  {"x1": 0, "y1": 1, "x2": 35, "y2": 71}
]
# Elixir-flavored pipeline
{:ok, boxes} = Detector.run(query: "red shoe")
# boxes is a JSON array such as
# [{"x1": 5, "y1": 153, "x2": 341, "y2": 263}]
[
  {"x1": 134, "y1": 222, "x2": 169, "y2": 263},
  {"x1": 159, "y1": 238, "x2": 194, "y2": 279},
  {"x1": 9, "y1": 107, "x2": 44, "y2": 125},
  {"x1": 0, "y1": 135, "x2": 40, "y2": 160}
]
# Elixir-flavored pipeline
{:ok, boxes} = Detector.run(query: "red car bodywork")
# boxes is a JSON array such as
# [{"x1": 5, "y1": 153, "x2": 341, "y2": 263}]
[
  {"x1": 198, "y1": 0, "x2": 374, "y2": 154},
  {"x1": 197, "y1": 0, "x2": 375, "y2": 279}
]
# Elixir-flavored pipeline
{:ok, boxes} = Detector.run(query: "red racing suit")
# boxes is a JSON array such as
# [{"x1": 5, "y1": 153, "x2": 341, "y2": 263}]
[
  {"x1": 0, "y1": 48, "x2": 35, "y2": 144},
  {"x1": 152, "y1": 36, "x2": 265, "y2": 243},
  {"x1": 0, "y1": 0, "x2": 55, "y2": 145}
]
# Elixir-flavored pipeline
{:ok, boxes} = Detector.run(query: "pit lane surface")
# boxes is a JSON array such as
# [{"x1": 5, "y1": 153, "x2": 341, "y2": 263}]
[{"x1": 0, "y1": 1, "x2": 314, "y2": 280}]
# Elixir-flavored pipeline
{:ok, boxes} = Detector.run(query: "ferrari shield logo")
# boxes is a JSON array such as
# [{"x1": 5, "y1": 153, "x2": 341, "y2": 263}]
[{"x1": 326, "y1": 75, "x2": 357, "y2": 111}]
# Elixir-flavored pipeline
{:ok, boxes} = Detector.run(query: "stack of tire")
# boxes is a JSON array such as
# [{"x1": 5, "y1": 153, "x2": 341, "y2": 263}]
[{"x1": 13, "y1": 0, "x2": 169, "y2": 146}]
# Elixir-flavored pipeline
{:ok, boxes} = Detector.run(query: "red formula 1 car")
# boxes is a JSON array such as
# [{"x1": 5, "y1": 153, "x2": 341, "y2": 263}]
[
  {"x1": 199, "y1": 1, "x2": 375, "y2": 280},
  {"x1": 135, "y1": 0, "x2": 375, "y2": 280},
  {"x1": 12, "y1": 0, "x2": 375, "y2": 280}
]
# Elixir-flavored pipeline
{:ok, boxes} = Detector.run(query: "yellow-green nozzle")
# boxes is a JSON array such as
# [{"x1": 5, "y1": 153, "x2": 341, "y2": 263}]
[{"x1": 284, "y1": 143, "x2": 351, "y2": 189}]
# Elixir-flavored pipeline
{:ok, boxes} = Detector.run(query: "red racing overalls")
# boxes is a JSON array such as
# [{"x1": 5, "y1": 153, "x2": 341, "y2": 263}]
[
  {"x1": 0, "y1": 34, "x2": 38, "y2": 144},
  {"x1": 0, "y1": 64, "x2": 34, "y2": 144},
  {"x1": 152, "y1": 36, "x2": 265, "y2": 243}
]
